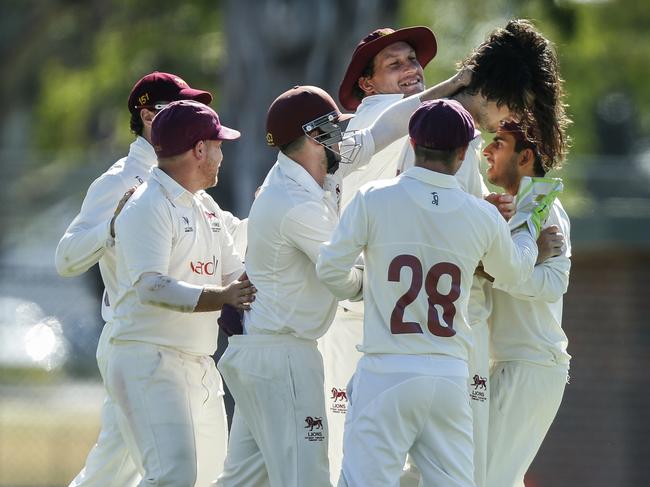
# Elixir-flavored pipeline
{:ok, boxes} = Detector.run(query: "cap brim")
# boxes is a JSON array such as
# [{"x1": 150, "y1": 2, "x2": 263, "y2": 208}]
[
  {"x1": 339, "y1": 26, "x2": 437, "y2": 111},
  {"x1": 217, "y1": 125, "x2": 241, "y2": 141},
  {"x1": 178, "y1": 88, "x2": 213, "y2": 105}
]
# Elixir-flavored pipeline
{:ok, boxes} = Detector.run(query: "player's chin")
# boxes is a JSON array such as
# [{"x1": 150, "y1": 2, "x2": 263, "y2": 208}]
[{"x1": 400, "y1": 83, "x2": 424, "y2": 97}]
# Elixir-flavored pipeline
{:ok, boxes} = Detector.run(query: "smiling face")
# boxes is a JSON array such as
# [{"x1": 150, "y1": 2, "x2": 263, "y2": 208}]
[
  {"x1": 483, "y1": 128, "x2": 522, "y2": 195},
  {"x1": 358, "y1": 41, "x2": 425, "y2": 97}
]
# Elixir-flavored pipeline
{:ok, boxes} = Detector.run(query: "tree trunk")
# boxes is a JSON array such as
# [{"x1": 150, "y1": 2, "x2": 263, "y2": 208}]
[{"x1": 213, "y1": 0, "x2": 398, "y2": 215}]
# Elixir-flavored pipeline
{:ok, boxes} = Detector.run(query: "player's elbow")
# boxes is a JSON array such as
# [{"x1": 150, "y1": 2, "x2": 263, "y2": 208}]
[
  {"x1": 316, "y1": 266, "x2": 360, "y2": 300},
  {"x1": 54, "y1": 251, "x2": 83, "y2": 277}
]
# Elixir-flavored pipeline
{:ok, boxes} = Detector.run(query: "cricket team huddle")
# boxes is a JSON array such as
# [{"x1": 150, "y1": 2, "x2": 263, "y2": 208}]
[{"x1": 56, "y1": 18, "x2": 571, "y2": 487}]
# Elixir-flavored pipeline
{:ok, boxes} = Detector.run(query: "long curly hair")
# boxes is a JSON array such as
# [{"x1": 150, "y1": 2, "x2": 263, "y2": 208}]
[{"x1": 460, "y1": 19, "x2": 571, "y2": 170}]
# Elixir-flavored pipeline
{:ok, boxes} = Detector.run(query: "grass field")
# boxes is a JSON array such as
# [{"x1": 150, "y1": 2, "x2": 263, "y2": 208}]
[{"x1": 0, "y1": 382, "x2": 102, "y2": 487}]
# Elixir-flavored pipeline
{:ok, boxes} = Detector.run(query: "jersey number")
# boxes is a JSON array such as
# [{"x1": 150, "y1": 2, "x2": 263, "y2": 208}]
[{"x1": 387, "y1": 255, "x2": 461, "y2": 337}]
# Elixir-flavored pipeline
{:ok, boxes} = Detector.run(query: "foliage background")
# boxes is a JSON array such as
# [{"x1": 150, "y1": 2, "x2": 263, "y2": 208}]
[{"x1": 1, "y1": 0, "x2": 649, "y2": 485}]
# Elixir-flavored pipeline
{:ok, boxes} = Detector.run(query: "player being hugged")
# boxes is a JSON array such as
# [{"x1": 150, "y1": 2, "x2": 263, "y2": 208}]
[{"x1": 316, "y1": 100, "x2": 558, "y2": 487}]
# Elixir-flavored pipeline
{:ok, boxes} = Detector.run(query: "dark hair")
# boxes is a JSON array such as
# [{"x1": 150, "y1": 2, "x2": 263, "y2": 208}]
[
  {"x1": 352, "y1": 60, "x2": 376, "y2": 103},
  {"x1": 413, "y1": 145, "x2": 459, "y2": 166},
  {"x1": 460, "y1": 19, "x2": 570, "y2": 170},
  {"x1": 130, "y1": 110, "x2": 144, "y2": 136},
  {"x1": 514, "y1": 139, "x2": 546, "y2": 176}
]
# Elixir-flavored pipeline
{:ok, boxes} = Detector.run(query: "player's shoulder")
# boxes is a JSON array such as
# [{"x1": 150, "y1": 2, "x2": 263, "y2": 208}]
[
  {"x1": 358, "y1": 176, "x2": 401, "y2": 196},
  {"x1": 468, "y1": 194, "x2": 503, "y2": 222}
]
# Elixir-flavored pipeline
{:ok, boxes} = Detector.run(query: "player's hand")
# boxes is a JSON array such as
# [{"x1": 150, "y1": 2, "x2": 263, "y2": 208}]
[
  {"x1": 474, "y1": 264, "x2": 494, "y2": 282},
  {"x1": 536, "y1": 225, "x2": 564, "y2": 264},
  {"x1": 220, "y1": 279, "x2": 256, "y2": 310},
  {"x1": 453, "y1": 65, "x2": 473, "y2": 88},
  {"x1": 110, "y1": 187, "x2": 137, "y2": 238},
  {"x1": 485, "y1": 193, "x2": 515, "y2": 221}
]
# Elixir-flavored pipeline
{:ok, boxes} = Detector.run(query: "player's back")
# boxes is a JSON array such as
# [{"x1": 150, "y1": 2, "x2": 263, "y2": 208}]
[{"x1": 357, "y1": 166, "x2": 506, "y2": 361}]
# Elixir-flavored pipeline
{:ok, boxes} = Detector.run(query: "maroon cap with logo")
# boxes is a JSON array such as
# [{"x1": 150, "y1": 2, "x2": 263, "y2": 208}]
[
  {"x1": 127, "y1": 72, "x2": 213, "y2": 114},
  {"x1": 338, "y1": 26, "x2": 437, "y2": 111},
  {"x1": 409, "y1": 99, "x2": 476, "y2": 151},
  {"x1": 151, "y1": 100, "x2": 240, "y2": 158},
  {"x1": 265, "y1": 85, "x2": 353, "y2": 147}
]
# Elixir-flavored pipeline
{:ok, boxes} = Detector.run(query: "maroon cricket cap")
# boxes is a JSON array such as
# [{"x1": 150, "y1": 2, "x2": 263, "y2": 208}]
[
  {"x1": 338, "y1": 26, "x2": 437, "y2": 111},
  {"x1": 151, "y1": 100, "x2": 240, "y2": 158},
  {"x1": 409, "y1": 99, "x2": 476, "y2": 151},
  {"x1": 127, "y1": 72, "x2": 213, "y2": 114},
  {"x1": 265, "y1": 85, "x2": 353, "y2": 147}
]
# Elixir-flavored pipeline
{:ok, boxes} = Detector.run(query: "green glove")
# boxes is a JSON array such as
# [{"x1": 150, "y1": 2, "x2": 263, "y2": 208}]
[{"x1": 508, "y1": 177, "x2": 564, "y2": 239}]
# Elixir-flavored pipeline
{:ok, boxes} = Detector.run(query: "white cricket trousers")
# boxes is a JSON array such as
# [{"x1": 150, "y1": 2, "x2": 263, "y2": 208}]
[
  {"x1": 105, "y1": 339, "x2": 228, "y2": 487},
  {"x1": 317, "y1": 308, "x2": 364, "y2": 486},
  {"x1": 69, "y1": 322, "x2": 140, "y2": 487},
  {"x1": 216, "y1": 334, "x2": 331, "y2": 487},
  {"x1": 486, "y1": 361, "x2": 568, "y2": 487},
  {"x1": 467, "y1": 321, "x2": 490, "y2": 487},
  {"x1": 339, "y1": 355, "x2": 476, "y2": 487}
]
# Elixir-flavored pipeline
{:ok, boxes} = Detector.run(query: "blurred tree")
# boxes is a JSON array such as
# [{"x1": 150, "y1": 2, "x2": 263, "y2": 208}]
[{"x1": 215, "y1": 0, "x2": 399, "y2": 214}]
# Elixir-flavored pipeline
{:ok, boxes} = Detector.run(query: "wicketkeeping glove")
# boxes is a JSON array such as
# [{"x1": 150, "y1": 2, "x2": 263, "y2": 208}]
[{"x1": 508, "y1": 177, "x2": 563, "y2": 239}]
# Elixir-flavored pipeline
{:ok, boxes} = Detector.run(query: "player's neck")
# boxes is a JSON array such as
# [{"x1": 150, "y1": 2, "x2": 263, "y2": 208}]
[{"x1": 415, "y1": 161, "x2": 457, "y2": 176}]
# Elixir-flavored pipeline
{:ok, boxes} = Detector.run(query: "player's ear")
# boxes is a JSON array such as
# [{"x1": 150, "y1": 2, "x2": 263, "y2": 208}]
[
  {"x1": 409, "y1": 137, "x2": 416, "y2": 149},
  {"x1": 192, "y1": 140, "x2": 206, "y2": 160},
  {"x1": 457, "y1": 145, "x2": 468, "y2": 162},
  {"x1": 357, "y1": 77, "x2": 375, "y2": 96},
  {"x1": 518, "y1": 148, "x2": 535, "y2": 170},
  {"x1": 140, "y1": 108, "x2": 156, "y2": 128}
]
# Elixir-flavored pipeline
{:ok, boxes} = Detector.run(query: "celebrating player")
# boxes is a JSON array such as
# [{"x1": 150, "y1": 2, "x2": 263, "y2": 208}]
[
  {"x1": 316, "y1": 99, "x2": 555, "y2": 487},
  {"x1": 318, "y1": 26, "x2": 471, "y2": 483},
  {"x1": 56, "y1": 72, "x2": 246, "y2": 487},
  {"x1": 482, "y1": 122, "x2": 571, "y2": 487},
  {"x1": 103, "y1": 100, "x2": 254, "y2": 486},
  {"x1": 216, "y1": 74, "x2": 475, "y2": 486},
  {"x1": 392, "y1": 20, "x2": 570, "y2": 486}
]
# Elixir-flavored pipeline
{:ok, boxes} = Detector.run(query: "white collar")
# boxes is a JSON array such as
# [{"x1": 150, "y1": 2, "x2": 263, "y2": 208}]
[
  {"x1": 276, "y1": 151, "x2": 325, "y2": 199},
  {"x1": 402, "y1": 166, "x2": 461, "y2": 189}
]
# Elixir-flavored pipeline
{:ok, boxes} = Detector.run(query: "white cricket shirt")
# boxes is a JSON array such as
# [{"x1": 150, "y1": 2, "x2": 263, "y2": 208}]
[
  {"x1": 244, "y1": 133, "x2": 375, "y2": 340},
  {"x1": 339, "y1": 94, "x2": 411, "y2": 208},
  {"x1": 111, "y1": 167, "x2": 244, "y2": 355},
  {"x1": 316, "y1": 167, "x2": 538, "y2": 360},
  {"x1": 55, "y1": 137, "x2": 157, "y2": 322},
  {"x1": 337, "y1": 94, "x2": 412, "y2": 315},
  {"x1": 55, "y1": 137, "x2": 247, "y2": 324},
  {"x1": 489, "y1": 200, "x2": 572, "y2": 366}
]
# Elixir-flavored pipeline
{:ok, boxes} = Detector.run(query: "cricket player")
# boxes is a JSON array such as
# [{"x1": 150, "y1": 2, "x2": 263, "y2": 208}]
[
  {"x1": 391, "y1": 20, "x2": 571, "y2": 486},
  {"x1": 104, "y1": 100, "x2": 255, "y2": 486},
  {"x1": 55, "y1": 72, "x2": 247, "y2": 487},
  {"x1": 482, "y1": 122, "x2": 571, "y2": 487},
  {"x1": 216, "y1": 80, "x2": 469, "y2": 487},
  {"x1": 316, "y1": 99, "x2": 557, "y2": 487},
  {"x1": 318, "y1": 26, "x2": 472, "y2": 484}
]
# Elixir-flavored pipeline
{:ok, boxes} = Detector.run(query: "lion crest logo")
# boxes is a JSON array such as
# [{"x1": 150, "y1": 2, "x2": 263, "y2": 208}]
[
  {"x1": 471, "y1": 374, "x2": 487, "y2": 390},
  {"x1": 304, "y1": 416, "x2": 323, "y2": 431}
]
